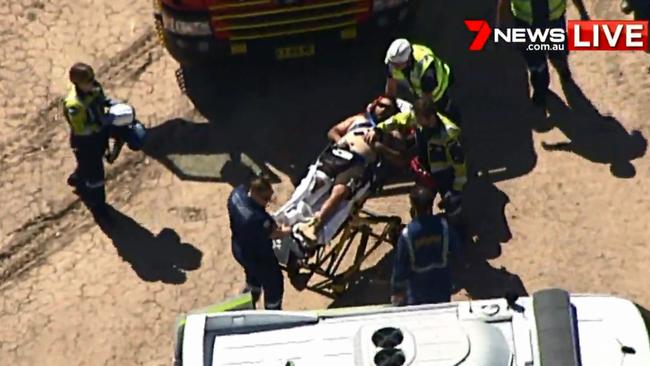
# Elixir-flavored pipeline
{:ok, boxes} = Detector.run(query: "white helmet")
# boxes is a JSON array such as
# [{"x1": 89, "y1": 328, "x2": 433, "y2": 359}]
[
  {"x1": 108, "y1": 103, "x2": 135, "y2": 127},
  {"x1": 385, "y1": 38, "x2": 412, "y2": 64}
]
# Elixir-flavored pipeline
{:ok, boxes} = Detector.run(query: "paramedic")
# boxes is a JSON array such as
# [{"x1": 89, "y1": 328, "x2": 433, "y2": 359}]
[
  {"x1": 63, "y1": 62, "x2": 116, "y2": 217},
  {"x1": 391, "y1": 185, "x2": 461, "y2": 306},
  {"x1": 368, "y1": 97, "x2": 467, "y2": 226},
  {"x1": 384, "y1": 38, "x2": 461, "y2": 124},
  {"x1": 496, "y1": 0, "x2": 589, "y2": 108},
  {"x1": 294, "y1": 96, "x2": 404, "y2": 242},
  {"x1": 227, "y1": 176, "x2": 292, "y2": 310}
]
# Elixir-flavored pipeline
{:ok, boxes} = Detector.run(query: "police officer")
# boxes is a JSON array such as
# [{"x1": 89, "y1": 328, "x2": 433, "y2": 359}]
[
  {"x1": 227, "y1": 176, "x2": 292, "y2": 310},
  {"x1": 384, "y1": 38, "x2": 461, "y2": 124},
  {"x1": 496, "y1": 0, "x2": 589, "y2": 108},
  {"x1": 63, "y1": 63, "x2": 117, "y2": 216},
  {"x1": 391, "y1": 185, "x2": 461, "y2": 306}
]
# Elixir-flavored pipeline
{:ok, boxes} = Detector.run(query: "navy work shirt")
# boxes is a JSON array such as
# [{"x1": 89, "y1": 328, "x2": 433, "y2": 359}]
[
  {"x1": 227, "y1": 185, "x2": 276, "y2": 260},
  {"x1": 391, "y1": 213, "x2": 461, "y2": 305}
]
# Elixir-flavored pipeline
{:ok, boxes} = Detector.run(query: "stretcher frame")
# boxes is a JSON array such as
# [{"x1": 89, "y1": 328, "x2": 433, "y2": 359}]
[{"x1": 280, "y1": 203, "x2": 403, "y2": 299}]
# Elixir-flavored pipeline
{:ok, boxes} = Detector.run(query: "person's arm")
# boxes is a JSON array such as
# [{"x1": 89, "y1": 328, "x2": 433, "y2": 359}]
[
  {"x1": 93, "y1": 83, "x2": 119, "y2": 107},
  {"x1": 375, "y1": 111, "x2": 413, "y2": 134},
  {"x1": 269, "y1": 224, "x2": 291, "y2": 240},
  {"x1": 391, "y1": 232, "x2": 412, "y2": 306},
  {"x1": 375, "y1": 141, "x2": 408, "y2": 168},
  {"x1": 420, "y1": 65, "x2": 437, "y2": 100},
  {"x1": 64, "y1": 104, "x2": 87, "y2": 134},
  {"x1": 327, "y1": 116, "x2": 356, "y2": 143},
  {"x1": 259, "y1": 213, "x2": 291, "y2": 240},
  {"x1": 571, "y1": 0, "x2": 590, "y2": 20},
  {"x1": 496, "y1": 0, "x2": 509, "y2": 28},
  {"x1": 385, "y1": 64, "x2": 398, "y2": 97}
]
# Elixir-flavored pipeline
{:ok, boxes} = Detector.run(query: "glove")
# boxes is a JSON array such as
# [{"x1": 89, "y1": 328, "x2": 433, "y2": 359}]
[{"x1": 410, "y1": 157, "x2": 437, "y2": 191}]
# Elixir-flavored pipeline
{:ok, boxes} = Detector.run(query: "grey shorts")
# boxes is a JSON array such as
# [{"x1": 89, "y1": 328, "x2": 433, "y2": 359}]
[{"x1": 333, "y1": 163, "x2": 366, "y2": 187}]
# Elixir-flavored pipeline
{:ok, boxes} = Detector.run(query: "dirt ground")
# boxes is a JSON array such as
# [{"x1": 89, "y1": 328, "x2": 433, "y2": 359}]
[{"x1": 1, "y1": 0, "x2": 649, "y2": 365}]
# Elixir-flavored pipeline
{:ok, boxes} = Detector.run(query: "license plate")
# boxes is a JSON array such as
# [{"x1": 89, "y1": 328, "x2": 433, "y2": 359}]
[{"x1": 275, "y1": 44, "x2": 315, "y2": 60}]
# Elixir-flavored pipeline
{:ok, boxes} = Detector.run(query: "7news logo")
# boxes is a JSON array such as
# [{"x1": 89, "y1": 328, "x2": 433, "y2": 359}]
[{"x1": 465, "y1": 20, "x2": 649, "y2": 51}]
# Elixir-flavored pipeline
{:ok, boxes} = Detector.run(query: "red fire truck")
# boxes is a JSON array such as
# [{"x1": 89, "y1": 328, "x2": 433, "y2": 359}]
[{"x1": 153, "y1": 0, "x2": 418, "y2": 66}]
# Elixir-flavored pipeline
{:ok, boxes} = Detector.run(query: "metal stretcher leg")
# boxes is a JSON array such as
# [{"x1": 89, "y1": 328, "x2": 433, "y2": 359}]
[{"x1": 280, "y1": 207, "x2": 403, "y2": 298}]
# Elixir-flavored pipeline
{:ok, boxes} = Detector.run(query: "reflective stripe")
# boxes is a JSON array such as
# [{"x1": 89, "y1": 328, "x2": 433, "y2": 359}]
[
  {"x1": 530, "y1": 63, "x2": 548, "y2": 73},
  {"x1": 265, "y1": 299, "x2": 282, "y2": 309},
  {"x1": 404, "y1": 222, "x2": 449, "y2": 273},
  {"x1": 85, "y1": 180, "x2": 105, "y2": 189},
  {"x1": 247, "y1": 284, "x2": 262, "y2": 292}
]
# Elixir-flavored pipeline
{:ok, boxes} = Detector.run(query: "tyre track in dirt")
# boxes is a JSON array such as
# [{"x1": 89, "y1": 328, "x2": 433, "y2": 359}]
[{"x1": 0, "y1": 28, "x2": 167, "y2": 286}]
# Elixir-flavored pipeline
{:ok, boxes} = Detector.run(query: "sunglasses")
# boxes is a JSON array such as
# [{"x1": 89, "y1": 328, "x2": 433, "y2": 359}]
[{"x1": 377, "y1": 102, "x2": 394, "y2": 109}]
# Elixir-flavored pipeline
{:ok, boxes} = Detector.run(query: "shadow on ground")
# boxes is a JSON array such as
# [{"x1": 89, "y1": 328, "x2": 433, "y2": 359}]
[
  {"x1": 141, "y1": 0, "x2": 649, "y2": 303},
  {"x1": 93, "y1": 204, "x2": 203, "y2": 284},
  {"x1": 143, "y1": 0, "x2": 544, "y2": 188},
  {"x1": 543, "y1": 78, "x2": 647, "y2": 178},
  {"x1": 328, "y1": 238, "x2": 528, "y2": 308}
]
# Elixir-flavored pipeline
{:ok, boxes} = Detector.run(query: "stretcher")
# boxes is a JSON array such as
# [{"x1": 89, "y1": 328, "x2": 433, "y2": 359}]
[{"x1": 272, "y1": 148, "x2": 403, "y2": 298}]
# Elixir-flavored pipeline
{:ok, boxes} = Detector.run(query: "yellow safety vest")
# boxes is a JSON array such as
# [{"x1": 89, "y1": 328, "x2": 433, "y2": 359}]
[
  {"x1": 62, "y1": 85, "x2": 105, "y2": 136},
  {"x1": 376, "y1": 111, "x2": 467, "y2": 191},
  {"x1": 391, "y1": 44, "x2": 451, "y2": 103},
  {"x1": 511, "y1": 0, "x2": 566, "y2": 24}
]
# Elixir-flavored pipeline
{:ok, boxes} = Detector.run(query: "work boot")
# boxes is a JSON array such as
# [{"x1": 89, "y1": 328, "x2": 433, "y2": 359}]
[
  {"x1": 241, "y1": 285, "x2": 261, "y2": 308},
  {"x1": 295, "y1": 217, "x2": 321, "y2": 244}
]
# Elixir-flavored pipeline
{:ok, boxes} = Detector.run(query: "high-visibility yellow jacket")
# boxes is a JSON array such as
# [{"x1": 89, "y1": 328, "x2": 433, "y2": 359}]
[
  {"x1": 511, "y1": 0, "x2": 566, "y2": 24},
  {"x1": 390, "y1": 44, "x2": 451, "y2": 103},
  {"x1": 62, "y1": 84, "x2": 108, "y2": 136},
  {"x1": 377, "y1": 111, "x2": 467, "y2": 191}
]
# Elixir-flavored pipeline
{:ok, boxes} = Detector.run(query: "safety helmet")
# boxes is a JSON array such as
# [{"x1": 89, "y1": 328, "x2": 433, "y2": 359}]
[
  {"x1": 108, "y1": 103, "x2": 135, "y2": 127},
  {"x1": 385, "y1": 38, "x2": 412, "y2": 64}
]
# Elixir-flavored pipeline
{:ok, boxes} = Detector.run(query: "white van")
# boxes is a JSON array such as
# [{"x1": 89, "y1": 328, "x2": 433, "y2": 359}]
[{"x1": 172, "y1": 288, "x2": 650, "y2": 366}]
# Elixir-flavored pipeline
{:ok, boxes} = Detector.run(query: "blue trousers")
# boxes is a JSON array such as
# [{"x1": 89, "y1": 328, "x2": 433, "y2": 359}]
[
  {"x1": 69, "y1": 132, "x2": 108, "y2": 209},
  {"x1": 232, "y1": 246, "x2": 284, "y2": 310}
]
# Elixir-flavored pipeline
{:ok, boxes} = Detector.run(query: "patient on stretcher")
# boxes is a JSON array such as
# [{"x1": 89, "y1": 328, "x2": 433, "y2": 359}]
[{"x1": 290, "y1": 96, "x2": 407, "y2": 244}]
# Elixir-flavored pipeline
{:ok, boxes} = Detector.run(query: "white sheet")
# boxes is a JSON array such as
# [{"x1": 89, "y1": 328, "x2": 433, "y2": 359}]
[{"x1": 272, "y1": 162, "x2": 372, "y2": 264}]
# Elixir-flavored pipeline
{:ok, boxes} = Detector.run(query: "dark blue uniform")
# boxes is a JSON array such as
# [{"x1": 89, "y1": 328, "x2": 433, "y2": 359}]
[
  {"x1": 391, "y1": 214, "x2": 461, "y2": 305},
  {"x1": 227, "y1": 185, "x2": 283, "y2": 310}
]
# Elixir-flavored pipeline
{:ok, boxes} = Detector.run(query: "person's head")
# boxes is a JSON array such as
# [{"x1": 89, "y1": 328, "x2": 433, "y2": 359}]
[
  {"x1": 409, "y1": 185, "x2": 434, "y2": 218},
  {"x1": 413, "y1": 97, "x2": 438, "y2": 128},
  {"x1": 385, "y1": 38, "x2": 413, "y2": 70},
  {"x1": 69, "y1": 62, "x2": 96, "y2": 93},
  {"x1": 369, "y1": 95, "x2": 397, "y2": 122},
  {"x1": 248, "y1": 175, "x2": 274, "y2": 208}
]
